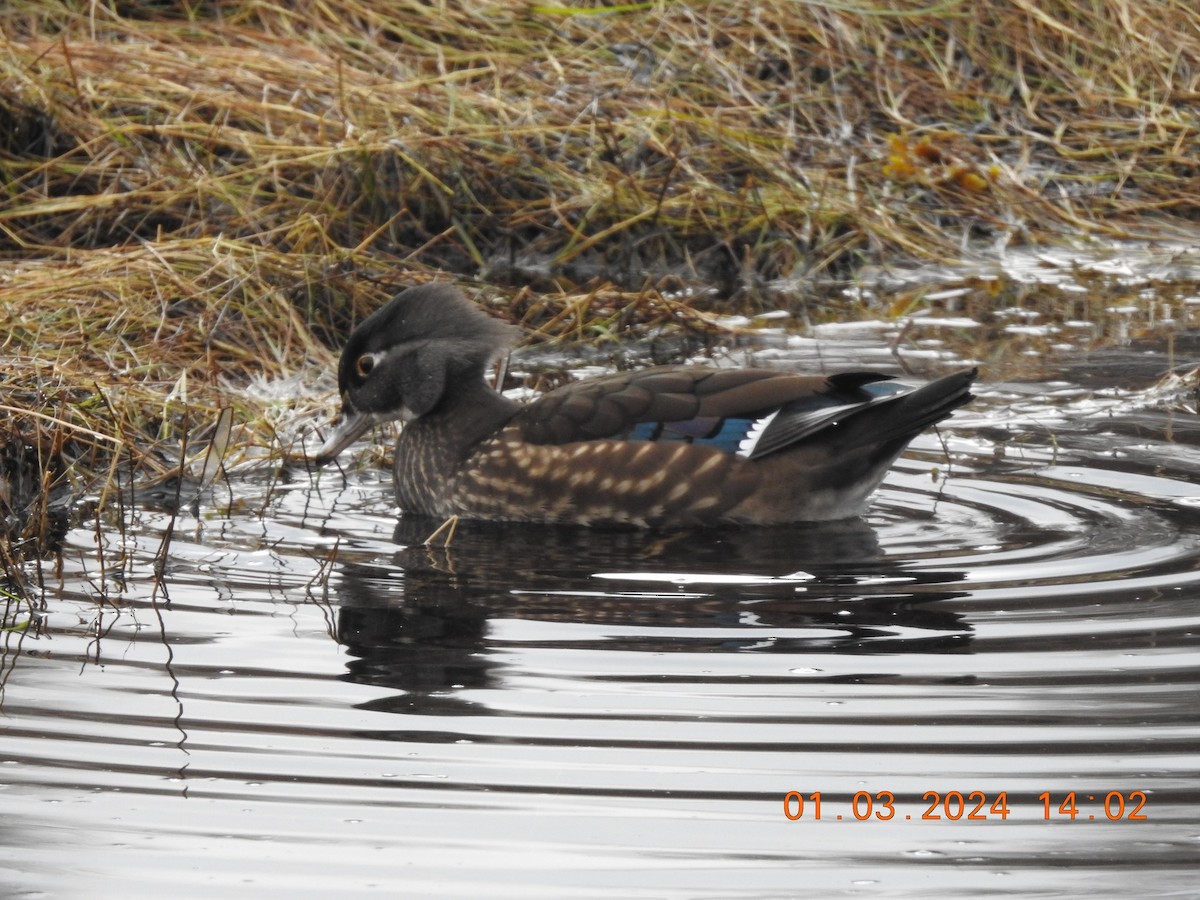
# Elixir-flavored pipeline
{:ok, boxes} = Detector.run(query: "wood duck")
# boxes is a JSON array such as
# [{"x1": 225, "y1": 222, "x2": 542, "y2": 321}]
[{"x1": 314, "y1": 283, "x2": 976, "y2": 527}]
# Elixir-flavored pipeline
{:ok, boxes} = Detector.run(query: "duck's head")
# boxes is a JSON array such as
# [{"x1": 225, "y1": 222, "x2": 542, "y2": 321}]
[{"x1": 313, "y1": 283, "x2": 518, "y2": 465}]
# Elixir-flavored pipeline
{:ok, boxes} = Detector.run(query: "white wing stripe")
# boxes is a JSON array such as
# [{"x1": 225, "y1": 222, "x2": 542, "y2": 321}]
[{"x1": 737, "y1": 410, "x2": 779, "y2": 458}]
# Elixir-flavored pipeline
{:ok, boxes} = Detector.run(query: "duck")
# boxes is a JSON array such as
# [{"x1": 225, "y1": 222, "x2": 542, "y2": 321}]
[{"x1": 313, "y1": 283, "x2": 976, "y2": 527}]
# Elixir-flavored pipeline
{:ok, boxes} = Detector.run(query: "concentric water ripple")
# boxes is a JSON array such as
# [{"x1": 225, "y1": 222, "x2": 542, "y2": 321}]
[{"x1": 2, "y1": 376, "x2": 1199, "y2": 899}]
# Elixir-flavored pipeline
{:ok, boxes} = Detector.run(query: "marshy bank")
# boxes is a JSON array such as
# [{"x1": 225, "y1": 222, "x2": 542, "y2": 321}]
[{"x1": 2, "y1": 0, "x2": 1200, "y2": 586}]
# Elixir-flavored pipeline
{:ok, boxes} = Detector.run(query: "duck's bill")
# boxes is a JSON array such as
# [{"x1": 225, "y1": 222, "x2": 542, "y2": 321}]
[{"x1": 313, "y1": 408, "x2": 374, "y2": 466}]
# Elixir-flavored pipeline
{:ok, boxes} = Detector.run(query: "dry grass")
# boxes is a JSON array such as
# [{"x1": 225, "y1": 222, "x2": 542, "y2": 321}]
[
  {"x1": 4, "y1": 1, "x2": 1197, "y2": 277},
  {"x1": 2, "y1": 0, "x2": 1199, "y2": 584}
]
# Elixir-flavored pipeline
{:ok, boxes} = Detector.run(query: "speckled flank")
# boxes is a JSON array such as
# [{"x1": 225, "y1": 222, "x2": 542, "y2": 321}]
[{"x1": 439, "y1": 431, "x2": 753, "y2": 526}]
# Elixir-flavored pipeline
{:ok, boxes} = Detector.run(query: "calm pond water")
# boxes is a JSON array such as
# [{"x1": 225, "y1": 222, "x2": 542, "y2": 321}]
[{"x1": 2, "y1": 337, "x2": 1199, "y2": 898}]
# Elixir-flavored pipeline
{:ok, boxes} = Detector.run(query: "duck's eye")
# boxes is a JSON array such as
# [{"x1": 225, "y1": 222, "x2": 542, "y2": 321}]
[{"x1": 355, "y1": 354, "x2": 377, "y2": 378}]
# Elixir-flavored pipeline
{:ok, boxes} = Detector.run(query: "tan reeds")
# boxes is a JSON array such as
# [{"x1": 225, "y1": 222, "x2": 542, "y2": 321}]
[{"x1": 4, "y1": 1, "x2": 1198, "y2": 277}]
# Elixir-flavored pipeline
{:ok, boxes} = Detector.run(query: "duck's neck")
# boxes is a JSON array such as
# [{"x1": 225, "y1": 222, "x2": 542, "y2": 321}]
[{"x1": 394, "y1": 379, "x2": 518, "y2": 515}]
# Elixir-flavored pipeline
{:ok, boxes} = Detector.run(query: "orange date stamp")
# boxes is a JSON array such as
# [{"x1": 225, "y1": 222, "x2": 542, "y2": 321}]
[{"x1": 783, "y1": 790, "x2": 1148, "y2": 822}]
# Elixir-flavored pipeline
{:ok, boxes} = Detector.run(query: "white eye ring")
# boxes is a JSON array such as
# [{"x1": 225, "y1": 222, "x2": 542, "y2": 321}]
[{"x1": 355, "y1": 353, "x2": 381, "y2": 378}]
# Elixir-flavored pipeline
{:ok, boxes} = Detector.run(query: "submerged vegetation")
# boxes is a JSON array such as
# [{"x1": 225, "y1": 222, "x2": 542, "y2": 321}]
[{"x1": 2, "y1": 0, "x2": 1199, "y2": 587}]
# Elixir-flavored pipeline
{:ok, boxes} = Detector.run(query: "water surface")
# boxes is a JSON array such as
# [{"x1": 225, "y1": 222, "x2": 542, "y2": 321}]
[{"x1": 2, "y1": 345, "x2": 1199, "y2": 898}]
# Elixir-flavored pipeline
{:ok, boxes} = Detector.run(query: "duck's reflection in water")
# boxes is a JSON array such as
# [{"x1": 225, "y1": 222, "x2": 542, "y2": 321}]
[{"x1": 333, "y1": 516, "x2": 970, "y2": 714}]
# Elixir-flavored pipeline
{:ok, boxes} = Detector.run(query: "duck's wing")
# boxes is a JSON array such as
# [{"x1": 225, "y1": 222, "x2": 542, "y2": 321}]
[
  {"x1": 747, "y1": 369, "x2": 977, "y2": 459},
  {"x1": 510, "y1": 365, "x2": 974, "y2": 459}
]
